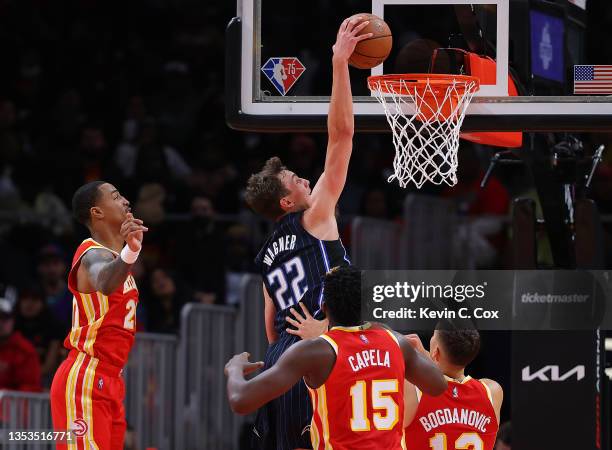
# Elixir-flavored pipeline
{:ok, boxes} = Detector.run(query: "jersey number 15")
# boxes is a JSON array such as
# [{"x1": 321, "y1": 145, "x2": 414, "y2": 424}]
[{"x1": 266, "y1": 256, "x2": 307, "y2": 310}]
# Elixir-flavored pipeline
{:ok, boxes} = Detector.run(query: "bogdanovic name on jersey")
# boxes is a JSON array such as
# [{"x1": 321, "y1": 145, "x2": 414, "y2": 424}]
[
  {"x1": 263, "y1": 234, "x2": 297, "y2": 267},
  {"x1": 419, "y1": 408, "x2": 492, "y2": 433},
  {"x1": 348, "y1": 349, "x2": 391, "y2": 372}
]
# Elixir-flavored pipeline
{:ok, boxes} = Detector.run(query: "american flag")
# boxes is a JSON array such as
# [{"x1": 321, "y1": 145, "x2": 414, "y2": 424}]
[{"x1": 574, "y1": 65, "x2": 612, "y2": 94}]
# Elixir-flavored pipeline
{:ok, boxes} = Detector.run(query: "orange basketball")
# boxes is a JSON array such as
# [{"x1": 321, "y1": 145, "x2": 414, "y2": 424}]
[{"x1": 348, "y1": 13, "x2": 393, "y2": 69}]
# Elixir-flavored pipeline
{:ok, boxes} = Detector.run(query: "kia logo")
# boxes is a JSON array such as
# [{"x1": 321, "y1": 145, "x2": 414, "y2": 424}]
[{"x1": 521, "y1": 365, "x2": 585, "y2": 382}]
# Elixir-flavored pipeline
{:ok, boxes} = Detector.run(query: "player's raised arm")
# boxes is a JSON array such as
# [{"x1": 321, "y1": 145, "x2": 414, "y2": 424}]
[
  {"x1": 79, "y1": 213, "x2": 147, "y2": 295},
  {"x1": 225, "y1": 338, "x2": 332, "y2": 415},
  {"x1": 304, "y1": 18, "x2": 373, "y2": 227}
]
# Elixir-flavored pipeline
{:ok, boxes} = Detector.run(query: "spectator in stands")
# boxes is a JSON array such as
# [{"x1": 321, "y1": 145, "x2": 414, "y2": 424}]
[
  {"x1": 0, "y1": 99, "x2": 22, "y2": 167},
  {"x1": 57, "y1": 124, "x2": 119, "y2": 202},
  {"x1": 36, "y1": 244, "x2": 71, "y2": 332},
  {"x1": 174, "y1": 196, "x2": 225, "y2": 304},
  {"x1": 145, "y1": 268, "x2": 190, "y2": 334},
  {"x1": 224, "y1": 224, "x2": 253, "y2": 306},
  {"x1": 442, "y1": 143, "x2": 510, "y2": 267},
  {"x1": 360, "y1": 187, "x2": 391, "y2": 219},
  {"x1": 115, "y1": 117, "x2": 192, "y2": 186},
  {"x1": 133, "y1": 183, "x2": 167, "y2": 226},
  {"x1": 15, "y1": 286, "x2": 64, "y2": 388},
  {"x1": 0, "y1": 298, "x2": 41, "y2": 392},
  {"x1": 286, "y1": 134, "x2": 321, "y2": 183},
  {"x1": 50, "y1": 89, "x2": 85, "y2": 143},
  {"x1": 442, "y1": 143, "x2": 510, "y2": 216}
]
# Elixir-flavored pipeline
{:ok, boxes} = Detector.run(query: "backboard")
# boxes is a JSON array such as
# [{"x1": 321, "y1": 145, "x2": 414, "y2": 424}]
[{"x1": 226, "y1": 0, "x2": 612, "y2": 132}]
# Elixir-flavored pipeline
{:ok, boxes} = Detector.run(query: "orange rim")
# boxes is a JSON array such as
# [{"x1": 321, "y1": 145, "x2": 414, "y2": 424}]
[{"x1": 368, "y1": 73, "x2": 480, "y2": 95}]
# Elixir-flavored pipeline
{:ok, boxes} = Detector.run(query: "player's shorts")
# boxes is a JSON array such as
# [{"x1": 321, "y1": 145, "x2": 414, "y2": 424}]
[
  {"x1": 50, "y1": 350, "x2": 126, "y2": 450},
  {"x1": 254, "y1": 334, "x2": 313, "y2": 450}
]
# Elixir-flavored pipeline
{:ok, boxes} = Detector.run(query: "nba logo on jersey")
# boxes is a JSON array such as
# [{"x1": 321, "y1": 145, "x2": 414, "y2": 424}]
[
  {"x1": 261, "y1": 58, "x2": 306, "y2": 96},
  {"x1": 452, "y1": 386, "x2": 459, "y2": 398},
  {"x1": 359, "y1": 334, "x2": 369, "y2": 344}
]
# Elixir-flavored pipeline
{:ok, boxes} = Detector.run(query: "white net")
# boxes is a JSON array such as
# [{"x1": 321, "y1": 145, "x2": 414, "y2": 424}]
[{"x1": 369, "y1": 75, "x2": 478, "y2": 189}]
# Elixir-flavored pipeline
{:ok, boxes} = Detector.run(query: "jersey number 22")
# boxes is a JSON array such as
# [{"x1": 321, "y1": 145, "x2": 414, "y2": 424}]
[{"x1": 266, "y1": 256, "x2": 307, "y2": 310}]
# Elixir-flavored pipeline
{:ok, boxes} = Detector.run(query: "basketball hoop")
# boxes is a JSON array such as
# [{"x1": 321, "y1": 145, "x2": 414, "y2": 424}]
[{"x1": 368, "y1": 74, "x2": 479, "y2": 188}]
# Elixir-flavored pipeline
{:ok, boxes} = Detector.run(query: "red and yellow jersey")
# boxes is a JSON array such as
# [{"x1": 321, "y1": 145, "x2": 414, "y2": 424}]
[
  {"x1": 404, "y1": 376, "x2": 498, "y2": 450},
  {"x1": 308, "y1": 324, "x2": 406, "y2": 450},
  {"x1": 63, "y1": 238, "x2": 138, "y2": 369}
]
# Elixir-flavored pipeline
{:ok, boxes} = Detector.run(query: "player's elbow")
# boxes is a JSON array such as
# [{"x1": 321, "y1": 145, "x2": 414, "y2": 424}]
[
  {"x1": 229, "y1": 393, "x2": 253, "y2": 415},
  {"x1": 329, "y1": 123, "x2": 354, "y2": 140}
]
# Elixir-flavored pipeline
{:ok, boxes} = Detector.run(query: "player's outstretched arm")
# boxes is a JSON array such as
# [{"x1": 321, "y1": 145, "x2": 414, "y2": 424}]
[
  {"x1": 398, "y1": 335, "x2": 447, "y2": 396},
  {"x1": 480, "y1": 378, "x2": 503, "y2": 424},
  {"x1": 225, "y1": 339, "x2": 331, "y2": 415},
  {"x1": 304, "y1": 18, "x2": 373, "y2": 230},
  {"x1": 80, "y1": 214, "x2": 147, "y2": 295}
]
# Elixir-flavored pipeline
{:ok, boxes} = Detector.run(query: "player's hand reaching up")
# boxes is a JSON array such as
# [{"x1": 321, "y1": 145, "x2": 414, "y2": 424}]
[
  {"x1": 224, "y1": 352, "x2": 265, "y2": 377},
  {"x1": 286, "y1": 302, "x2": 329, "y2": 340},
  {"x1": 405, "y1": 334, "x2": 432, "y2": 360},
  {"x1": 332, "y1": 16, "x2": 373, "y2": 62},
  {"x1": 120, "y1": 213, "x2": 148, "y2": 252}
]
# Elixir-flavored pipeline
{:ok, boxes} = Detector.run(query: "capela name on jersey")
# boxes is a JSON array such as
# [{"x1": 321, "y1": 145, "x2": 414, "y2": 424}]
[
  {"x1": 263, "y1": 234, "x2": 297, "y2": 266},
  {"x1": 348, "y1": 349, "x2": 391, "y2": 372}
]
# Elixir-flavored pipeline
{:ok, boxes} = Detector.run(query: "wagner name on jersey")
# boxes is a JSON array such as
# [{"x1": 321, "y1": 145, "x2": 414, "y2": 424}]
[
  {"x1": 255, "y1": 211, "x2": 350, "y2": 334},
  {"x1": 308, "y1": 324, "x2": 406, "y2": 450},
  {"x1": 405, "y1": 376, "x2": 499, "y2": 450}
]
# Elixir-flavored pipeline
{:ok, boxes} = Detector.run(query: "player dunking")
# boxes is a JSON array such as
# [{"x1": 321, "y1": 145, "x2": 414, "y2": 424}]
[
  {"x1": 244, "y1": 16, "x2": 374, "y2": 450},
  {"x1": 403, "y1": 325, "x2": 503, "y2": 450},
  {"x1": 50, "y1": 181, "x2": 147, "y2": 449},
  {"x1": 225, "y1": 266, "x2": 448, "y2": 450}
]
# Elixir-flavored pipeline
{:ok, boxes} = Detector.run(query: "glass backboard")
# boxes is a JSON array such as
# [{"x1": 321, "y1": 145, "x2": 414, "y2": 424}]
[{"x1": 226, "y1": 0, "x2": 612, "y2": 132}]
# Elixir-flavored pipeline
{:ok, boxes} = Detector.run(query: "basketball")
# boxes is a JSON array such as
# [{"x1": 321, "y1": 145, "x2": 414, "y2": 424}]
[{"x1": 348, "y1": 13, "x2": 393, "y2": 69}]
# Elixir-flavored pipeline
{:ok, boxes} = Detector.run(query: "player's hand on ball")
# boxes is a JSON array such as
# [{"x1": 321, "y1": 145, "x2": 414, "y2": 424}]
[
  {"x1": 224, "y1": 352, "x2": 264, "y2": 376},
  {"x1": 120, "y1": 213, "x2": 148, "y2": 252},
  {"x1": 405, "y1": 334, "x2": 431, "y2": 358},
  {"x1": 285, "y1": 303, "x2": 329, "y2": 340},
  {"x1": 332, "y1": 16, "x2": 373, "y2": 62}
]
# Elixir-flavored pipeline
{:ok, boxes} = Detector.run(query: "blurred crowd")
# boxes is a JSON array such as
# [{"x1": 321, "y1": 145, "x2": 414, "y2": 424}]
[{"x1": 0, "y1": 0, "x2": 611, "y2": 394}]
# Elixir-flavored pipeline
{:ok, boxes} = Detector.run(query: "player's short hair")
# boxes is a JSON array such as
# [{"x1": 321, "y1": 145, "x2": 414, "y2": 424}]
[
  {"x1": 72, "y1": 181, "x2": 106, "y2": 226},
  {"x1": 435, "y1": 320, "x2": 481, "y2": 367},
  {"x1": 245, "y1": 157, "x2": 290, "y2": 221},
  {"x1": 323, "y1": 266, "x2": 361, "y2": 326}
]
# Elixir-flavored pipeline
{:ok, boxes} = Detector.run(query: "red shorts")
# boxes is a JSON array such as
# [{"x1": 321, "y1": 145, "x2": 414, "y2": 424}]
[{"x1": 50, "y1": 350, "x2": 126, "y2": 450}]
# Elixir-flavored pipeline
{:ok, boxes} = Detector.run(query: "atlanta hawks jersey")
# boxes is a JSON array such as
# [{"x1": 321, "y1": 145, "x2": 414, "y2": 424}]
[
  {"x1": 64, "y1": 238, "x2": 138, "y2": 369},
  {"x1": 255, "y1": 211, "x2": 350, "y2": 335},
  {"x1": 308, "y1": 324, "x2": 406, "y2": 450},
  {"x1": 404, "y1": 376, "x2": 498, "y2": 450}
]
